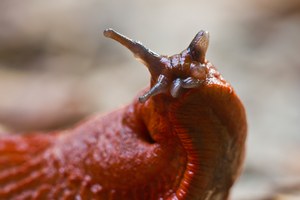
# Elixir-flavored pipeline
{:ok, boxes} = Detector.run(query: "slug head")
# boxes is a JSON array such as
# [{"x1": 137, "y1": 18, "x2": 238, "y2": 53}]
[{"x1": 104, "y1": 28, "x2": 210, "y2": 103}]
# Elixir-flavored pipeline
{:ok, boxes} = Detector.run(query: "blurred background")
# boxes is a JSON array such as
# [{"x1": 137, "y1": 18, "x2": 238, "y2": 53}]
[{"x1": 0, "y1": 0, "x2": 299, "y2": 199}]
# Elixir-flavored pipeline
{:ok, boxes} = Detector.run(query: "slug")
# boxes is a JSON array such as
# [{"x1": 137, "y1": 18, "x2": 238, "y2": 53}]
[{"x1": 0, "y1": 29, "x2": 247, "y2": 200}]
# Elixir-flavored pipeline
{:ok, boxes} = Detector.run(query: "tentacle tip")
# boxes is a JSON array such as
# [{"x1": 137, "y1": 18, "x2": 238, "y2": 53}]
[
  {"x1": 188, "y1": 30, "x2": 210, "y2": 63},
  {"x1": 103, "y1": 28, "x2": 115, "y2": 38},
  {"x1": 196, "y1": 30, "x2": 209, "y2": 42},
  {"x1": 170, "y1": 78, "x2": 182, "y2": 98},
  {"x1": 199, "y1": 30, "x2": 209, "y2": 36},
  {"x1": 138, "y1": 96, "x2": 147, "y2": 103}
]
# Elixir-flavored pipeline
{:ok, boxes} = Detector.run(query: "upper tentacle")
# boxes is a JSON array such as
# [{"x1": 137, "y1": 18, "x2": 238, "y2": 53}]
[
  {"x1": 104, "y1": 29, "x2": 164, "y2": 78},
  {"x1": 188, "y1": 30, "x2": 209, "y2": 64}
]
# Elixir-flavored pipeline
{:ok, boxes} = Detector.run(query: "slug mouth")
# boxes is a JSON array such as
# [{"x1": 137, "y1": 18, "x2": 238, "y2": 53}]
[{"x1": 104, "y1": 28, "x2": 211, "y2": 103}]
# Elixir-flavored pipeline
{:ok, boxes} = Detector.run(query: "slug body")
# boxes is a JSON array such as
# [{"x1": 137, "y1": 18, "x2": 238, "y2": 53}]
[{"x1": 0, "y1": 29, "x2": 247, "y2": 200}]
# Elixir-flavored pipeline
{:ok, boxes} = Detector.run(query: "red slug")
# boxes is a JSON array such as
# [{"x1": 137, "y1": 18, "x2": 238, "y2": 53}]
[{"x1": 0, "y1": 29, "x2": 247, "y2": 200}]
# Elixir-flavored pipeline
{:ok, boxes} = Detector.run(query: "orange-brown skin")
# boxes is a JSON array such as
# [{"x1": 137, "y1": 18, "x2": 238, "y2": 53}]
[{"x1": 0, "y1": 29, "x2": 247, "y2": 200}]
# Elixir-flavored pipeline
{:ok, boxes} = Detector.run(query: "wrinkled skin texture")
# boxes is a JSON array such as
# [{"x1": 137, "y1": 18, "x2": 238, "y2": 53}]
[{"x1": 0, "y1": 30, "x2": 247, "y2": 200}]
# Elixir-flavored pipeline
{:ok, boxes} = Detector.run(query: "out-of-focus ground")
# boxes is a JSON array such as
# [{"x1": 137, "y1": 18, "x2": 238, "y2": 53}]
[{"x1": 0, "y1": 0, "x2": 299, "y2": 199}]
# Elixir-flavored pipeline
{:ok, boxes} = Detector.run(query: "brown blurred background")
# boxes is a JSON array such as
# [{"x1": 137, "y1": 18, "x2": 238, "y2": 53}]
[{"x1": 0, "y1": 0, "x2": 299, "y2": 199}]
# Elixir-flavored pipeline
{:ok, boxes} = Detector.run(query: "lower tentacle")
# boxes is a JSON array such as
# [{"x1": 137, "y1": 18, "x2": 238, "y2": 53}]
[
  {"x1": 182, "y1": 77, "x2": 203, "y2": 89},
  {"x1": 170, "y1": 78, "x2": 182, "y2": 98},
  {"x1": 139, "y1": 74, "x2": 168, "y2": 103}
]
